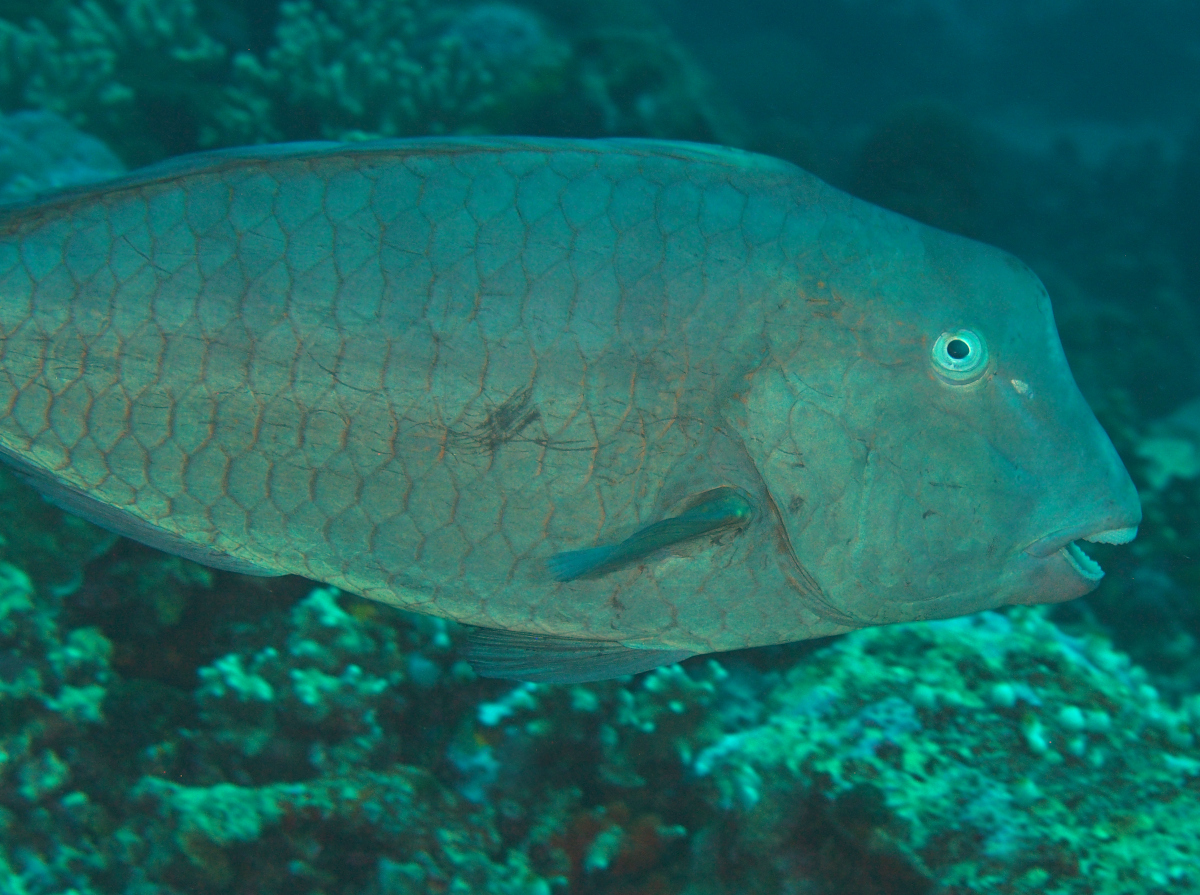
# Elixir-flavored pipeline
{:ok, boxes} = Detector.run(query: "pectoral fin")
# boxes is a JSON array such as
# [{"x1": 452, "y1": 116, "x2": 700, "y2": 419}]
[
  {"x1": 466, "y1": 627, "x2": 694, "y2": 683},
  {"x1": 546, "y1": 544, "x2": 620, "y2": 583},
  {"x1": 548, "y1": 485, "x2": 753, "y2": 582}
]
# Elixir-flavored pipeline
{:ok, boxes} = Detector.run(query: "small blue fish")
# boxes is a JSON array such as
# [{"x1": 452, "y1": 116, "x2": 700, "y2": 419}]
[{"x1": 548, "y1": 487, "x2": 754, "y2": 581}]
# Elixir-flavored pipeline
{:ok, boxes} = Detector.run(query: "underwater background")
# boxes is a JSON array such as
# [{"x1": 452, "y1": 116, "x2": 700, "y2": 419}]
[{"x1": 0, "y1": 0, "x2": 1199, "y2": 891}]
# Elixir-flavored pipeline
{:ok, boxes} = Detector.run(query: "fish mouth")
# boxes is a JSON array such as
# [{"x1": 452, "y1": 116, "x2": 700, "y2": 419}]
[{"x1": 1024, "y1": 524, "x2": 1139, "y2": 582}]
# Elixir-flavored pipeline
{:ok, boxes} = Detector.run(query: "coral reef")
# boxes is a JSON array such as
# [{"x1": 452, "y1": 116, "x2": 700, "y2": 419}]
[
  {"x1": 0, "y1": 109, "x2": 124, "y2": 198},
  {"x1": 128, "y1": 769, "x2": 550, "y2": 894},
  {"x1": 0, "y1": 0, "x2": 739, "y2": 165},
  {"x1": 0, "y1": 466, "x2": 117, "y2": 598},
  {"x1": 689, "y1": 610, "x2": 1200, "y2": 894},
  {"x1": 0, "y1": 557, "x2": 551, "y2": 895},
  {"x1": 219, "y1": 0, "x2": 572, "y2": 145},
  {"x1": 0, "y1": 559, "x2": 117, "y2": 890},
  {"x1": 0, "y1": 0, "x2": 231, "y2": 163}
]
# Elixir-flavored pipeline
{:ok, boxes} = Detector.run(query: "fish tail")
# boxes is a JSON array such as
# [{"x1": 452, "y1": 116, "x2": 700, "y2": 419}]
[{"x1": 548, "y1": 544, "x2": 619, "y2": 582}]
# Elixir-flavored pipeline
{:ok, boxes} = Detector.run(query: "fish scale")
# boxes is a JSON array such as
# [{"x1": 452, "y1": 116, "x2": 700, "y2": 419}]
[
  {"x1": 0, "y1": 137, "x2": 1140, "y2": 681},
  {"x1": 0, "y1": 141, "x2": 784, "y2": 612}
]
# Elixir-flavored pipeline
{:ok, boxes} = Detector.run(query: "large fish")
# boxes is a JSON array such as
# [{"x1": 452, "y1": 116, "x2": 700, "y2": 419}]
[{"x1": 0, "y1": 138, "x2": 1141, "y2": 682}]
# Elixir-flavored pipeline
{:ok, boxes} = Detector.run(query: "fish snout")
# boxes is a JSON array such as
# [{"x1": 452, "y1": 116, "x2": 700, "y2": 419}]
[
  {"x1": 1010, "y1": 484, "x2": 1139, "y2": 605},
  {"x1": 1018, "y1": 383, "x2": 1143, "y2": 588},
  {"x1": 1022, "y1": 467, "x2": 1141, "y2": 590}
]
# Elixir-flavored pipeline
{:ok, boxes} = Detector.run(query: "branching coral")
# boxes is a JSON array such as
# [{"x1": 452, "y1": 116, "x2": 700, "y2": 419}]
[
  {"x1": 0, "y1": 0, "x2": 229, "y2": 162},
  {"x1": 0, "y1": 0, "x2": 736, "y2": 166},
  {"x1": 220, "y1": 0, "x2": 570, "y2": 144}
]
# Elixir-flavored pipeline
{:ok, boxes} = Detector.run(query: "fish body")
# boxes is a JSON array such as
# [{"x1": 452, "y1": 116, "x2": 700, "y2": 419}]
[{"x1": 0, "y1": 138, "x2": 1141, "y2": 680}]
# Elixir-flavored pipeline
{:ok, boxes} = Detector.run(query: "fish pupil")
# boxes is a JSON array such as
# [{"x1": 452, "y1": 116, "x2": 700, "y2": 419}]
[{"x1": 946, "y1": 339, "x2": 971, "y2": 359}]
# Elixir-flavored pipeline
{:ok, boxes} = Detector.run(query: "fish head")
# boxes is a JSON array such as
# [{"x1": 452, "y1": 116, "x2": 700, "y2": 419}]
[{"x1": 748, "y1": 197, "x2": 1141, "y2": 627}]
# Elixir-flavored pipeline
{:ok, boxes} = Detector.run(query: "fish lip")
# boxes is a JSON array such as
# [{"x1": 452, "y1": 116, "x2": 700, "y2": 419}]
[
  {"x1": 1059, "y1": 541, "x2": 1105, "y2": 582},
  {"x1": 1024, "y1": 522, "x2": 1139, "y2": 559},
  {"x1": 1024, "y1": 522, "x2": 1138, "y2": 584}
]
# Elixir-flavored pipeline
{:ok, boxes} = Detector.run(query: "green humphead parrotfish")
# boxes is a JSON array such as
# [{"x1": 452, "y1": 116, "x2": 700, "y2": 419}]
[{"x1": 0, "y1": 138, "x2": 1141, "y2": 682}]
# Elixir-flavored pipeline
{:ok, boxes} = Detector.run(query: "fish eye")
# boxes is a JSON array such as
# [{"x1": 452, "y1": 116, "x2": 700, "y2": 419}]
[{"x1": 931, "y1": 329, "x2": 988, "y2": 384}]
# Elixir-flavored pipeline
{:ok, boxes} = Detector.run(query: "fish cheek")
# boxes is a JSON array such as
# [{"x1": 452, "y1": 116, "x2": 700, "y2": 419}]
[
  {"x1": 742, "y1": 355, "x2": 1004, "y2": 625},
  {"x1": 837, "y1": 399, "x2": 1028, "y2": 622},
  {"x1": 743, "y1": 371, "x2": 867, "y2": 615}
]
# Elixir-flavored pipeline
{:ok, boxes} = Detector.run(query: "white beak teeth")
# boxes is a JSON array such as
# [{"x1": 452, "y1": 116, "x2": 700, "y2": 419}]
[
  {"x1": 1083, "y1": 526, "x2": 1138, "y2": 545},
  {"x1": 1063, "y1": 542, "x2": 1105, "y2": 581}
]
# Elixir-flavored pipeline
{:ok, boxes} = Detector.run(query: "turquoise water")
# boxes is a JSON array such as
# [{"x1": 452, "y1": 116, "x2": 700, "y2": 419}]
[{"x1": 0, "y1": 1, "x2": 1198, "y2": 892}]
